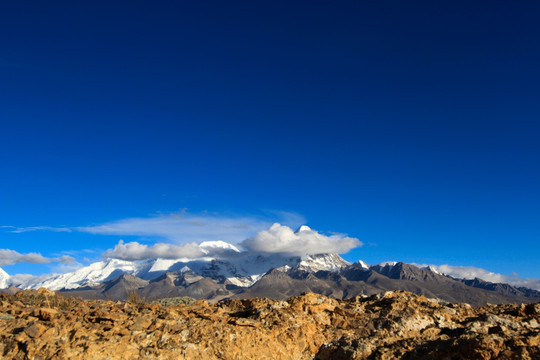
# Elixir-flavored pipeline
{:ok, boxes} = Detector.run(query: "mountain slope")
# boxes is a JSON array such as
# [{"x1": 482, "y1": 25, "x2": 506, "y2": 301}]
[
  {"x1": 26, "y1": 259, "x2": 139, "y2": 290},
  {"x1": 297, "y1": 253, "x2": 350, "y2": 272},
  {"x1": 459, "y1": 277, "x2": 540, "y2": 298},
  {"x1": 233, "y1": 264, "x2": 540, "y2": 306},
  {"x1": 0, "y1": 267, "x2": 9, "y2": 289}
]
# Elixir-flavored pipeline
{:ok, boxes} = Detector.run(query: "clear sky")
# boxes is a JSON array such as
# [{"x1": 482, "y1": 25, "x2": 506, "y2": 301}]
[{"x1": 1, "y1": 1, "x2": 539, "y2": 281}]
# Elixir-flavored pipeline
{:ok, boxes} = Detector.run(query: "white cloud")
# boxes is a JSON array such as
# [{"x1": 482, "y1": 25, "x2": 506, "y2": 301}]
[
  {"x1": 241, "y1": 223, "x2": 361, "y2": 256},
  {"x1": 418, "y1": 264, "x2": 540, "y2": 291},
  {"x1": 103, "y1": 223, "x2": 361, "y2": 260},
  {"x1": 75, "y1": 212, "x2": 279, "y2": 244},
  {"x1": 0, "y1": 249, "x2": 50, "y2": 265},
  {"x1": 0, "y1": 249, "x2": 76, "y2": 266},
  {"x1": 103, "y1": 240, "x2": 205, "y2": 261},
  {"x1": 3, "y1": 212, "x2": 363, "y2": 266},
  {"x1": 54, "y1": 255, "x2": 77, "y2": 264}
]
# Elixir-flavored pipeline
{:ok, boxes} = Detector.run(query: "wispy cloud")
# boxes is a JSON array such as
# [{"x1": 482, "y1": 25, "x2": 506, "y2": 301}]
[
  {"x1": 1, "y1": 225, "x2": 72, "y2": 233},
  {"x1": 416, "y1": 263, "x2": 540, "y2": 291},
  {"x1": 260, "y1": 210, "x2": 306, "y2": 228},
  {"x1": 75, "y1": 212, "x2": 276, "y2": 244},
  {"x1": 3, "y1": 211, "x2": 305, "y2": 245},
  {"x1": 242, "y1": 223, "x2": 362, "y2": 256},
  {"x1": 0, "y1": 249, "x2": 75, "y2": 266}
]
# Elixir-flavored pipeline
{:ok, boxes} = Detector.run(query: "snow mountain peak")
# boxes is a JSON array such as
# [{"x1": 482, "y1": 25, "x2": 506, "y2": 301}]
[
  {"x1": 296, "y1": 225, "x2": 312, "y2": 233},
  {"x1": 0, "y1": 267, "x2": 9, "y2": 289},
  {"x1": 297, "y1": 253, "x2": 350, "y2": 272},
  {"x1": 200, "y1": 241, "x2": 241, "y2": 255},
  {"x1": 358, "y1": 260, "x2": 370, "y2": 270}
]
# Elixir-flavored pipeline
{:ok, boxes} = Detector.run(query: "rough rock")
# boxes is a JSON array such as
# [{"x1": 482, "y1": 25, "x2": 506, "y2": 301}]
[{"x1": 0, "y1": 289, "x2": 538, "y2": 359}]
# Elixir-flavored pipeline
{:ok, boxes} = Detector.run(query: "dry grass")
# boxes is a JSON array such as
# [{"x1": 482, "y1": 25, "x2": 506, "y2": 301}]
[
  {"x1": 126, "y1": 289, "x2": 147, "y2": 305},
  {"x1": 152, "y1": 296, "x2": 196, "y2": 306},
  {"x1": 3, "y1": 289, "x2": 80, "y2": 310}
]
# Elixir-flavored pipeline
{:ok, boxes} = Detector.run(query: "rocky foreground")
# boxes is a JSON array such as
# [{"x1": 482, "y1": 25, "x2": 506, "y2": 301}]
[{"x1": 0, "y1": 289, "x2": 539, "y2": 360}]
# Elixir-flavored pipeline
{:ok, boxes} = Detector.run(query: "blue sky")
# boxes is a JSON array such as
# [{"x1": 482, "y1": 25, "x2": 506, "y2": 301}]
[{"x1": 1, "y1": 1, "x2": 539, "y2": 282}]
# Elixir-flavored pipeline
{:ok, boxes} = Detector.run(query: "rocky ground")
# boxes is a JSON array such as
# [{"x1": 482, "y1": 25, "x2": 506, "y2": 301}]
[{"x1": 0, "y1": 289, "x2": 538, "y2": 360}]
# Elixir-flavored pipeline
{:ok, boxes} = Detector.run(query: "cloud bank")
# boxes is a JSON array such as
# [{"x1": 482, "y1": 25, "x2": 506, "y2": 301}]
[
  {"x1": 418, "y1": 264, "x2": 540, "y2": 291},
  {"x1": 101, "y1": 224, "x2": 362, "y2": 261},
  {"x1": 103, "y1": 240, "x2": 205, "y2": 261},
  {"x1": 241, "y1": 223, "x2": 362, "y2": 256},
  {"x1": 0, "y1": 249, "x2": 75, "y2": 266}
]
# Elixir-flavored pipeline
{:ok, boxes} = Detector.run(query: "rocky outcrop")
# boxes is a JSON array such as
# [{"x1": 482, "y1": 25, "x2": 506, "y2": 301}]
[{"x1": 0, "y1": 288, "x2": 538, "y2": 359}]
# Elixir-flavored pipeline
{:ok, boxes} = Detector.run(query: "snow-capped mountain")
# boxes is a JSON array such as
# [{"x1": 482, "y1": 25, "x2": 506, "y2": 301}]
[
  {"x1": 12, "y1": 226, "x2": 361, "y2": 291},
  {"x1": 25, "y1": 259, "x2": 139, "y2": 290},
  {"x1": 376, "y1": 261, "x2": 398, "y2": 268},
  {"x1": 297, "y1": 253, "x2": 350, "y2": 272},
  {"x1": 10, "y1": 257, "x2": 540, "y2": 306},
  {"x1": 12, "y1": 252, "x2": 461, "y2": 292},
  {"x1": 18, "y1": 248, "x2": 352, "y2": 291},
  {"x1": 358, "y1": 260, "x2": 370, "y2": 270},
  {"x1": 372, "y1": 261, "x2": 448, "y2": 275},
  {"x1": 0, "y1": 267, "x2": 9, "y2": 289},
  {"x1": 200, "y1": 240, "x2": 241, "y2": 256}
]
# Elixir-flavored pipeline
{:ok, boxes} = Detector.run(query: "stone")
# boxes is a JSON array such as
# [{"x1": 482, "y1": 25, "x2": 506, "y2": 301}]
[
  {"x1": 0, "y1": 290, "x2": 537, "y2": 359},
  {"x1": 37, "y1": 288, "x2": 56, "y2": 298},
  {"x1": 24, "y1": 323, "x2": 45, "y2": 338},
  {"x1": 34, "y1": 307, "x2": 58, "y2": 321}
]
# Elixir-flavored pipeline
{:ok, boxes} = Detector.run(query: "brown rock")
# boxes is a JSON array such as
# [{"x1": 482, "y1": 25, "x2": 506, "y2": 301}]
[
  {"x1": 24, "y1": 323, "x2": 45, "y2": 338},
  {"x1": 33, "y1": 307, "x2": 58, "y2": 321},
  {"x1": 128, "y1": 316, "x2": 152, "y2": 331},
  {"x1": 37, "y1": 287, "x2": 56, "y2": 297},
  {"x1": 0, "y1": 290, "x2": 537, "y2": 360}
]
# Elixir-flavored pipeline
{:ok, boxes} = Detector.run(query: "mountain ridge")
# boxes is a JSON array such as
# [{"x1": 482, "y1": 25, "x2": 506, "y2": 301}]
[
  {"x1": 2, "y1": 251, "x2": 540, "y2": 306},
  {"x1": 50, "y1": 258, "x2": 540, "y2": 306}
]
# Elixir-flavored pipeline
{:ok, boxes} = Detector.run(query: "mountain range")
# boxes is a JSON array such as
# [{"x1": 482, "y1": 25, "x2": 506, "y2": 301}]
[{"x1": 1, "y1": 238, "x2": 539, "y2": 306}]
